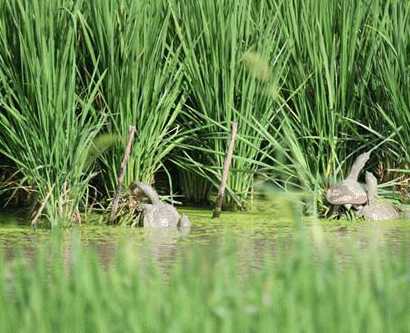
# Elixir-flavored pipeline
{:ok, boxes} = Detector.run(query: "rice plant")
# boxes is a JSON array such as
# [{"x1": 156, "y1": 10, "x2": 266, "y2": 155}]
[
  {"x1": 369, "y1": 1, "x2": 410, "y2": 179},
  {"x1": 0, "y1": 0, "x2": 104, "y2": 225},
  {"x1": 245, "y1": 0, "x2": 405, "y2": 213},
  {"x1": 79, "y1": 0, "x2": 185, "y2": 197},
  {"x1": 170, "y1": 0, "x2": 289, "y2": 209},
  {"x1": 0, "y1": 0, "x2": 409, "y2": 219},
  {"x1": 274, "y1": 0, "x2": 370, "y2": 175}
]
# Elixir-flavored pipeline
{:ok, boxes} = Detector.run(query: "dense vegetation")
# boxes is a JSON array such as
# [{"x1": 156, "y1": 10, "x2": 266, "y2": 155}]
[
  {"x1": 0, "y1": 226, "x2": 409, "y2": 332},
  {"x1": 0, "y1": 0, "x2": 409, "y2": 225}
]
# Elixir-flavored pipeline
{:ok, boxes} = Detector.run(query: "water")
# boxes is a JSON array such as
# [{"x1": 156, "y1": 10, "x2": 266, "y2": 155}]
[{"x1": 0, "y1": 209, "x2": 409, "y2": 272}]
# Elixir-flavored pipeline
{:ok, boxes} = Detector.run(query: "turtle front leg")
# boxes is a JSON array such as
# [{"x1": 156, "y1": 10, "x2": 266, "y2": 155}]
[
  {"x1": 343, "y1": 203, "x2": 352, "y2": 210},
  {"x1": 329, "y1": 205, "x2": 341, "y2": 218},
  {"x1": 353, "y1": 204, "x2": 364, "y2": 216}
]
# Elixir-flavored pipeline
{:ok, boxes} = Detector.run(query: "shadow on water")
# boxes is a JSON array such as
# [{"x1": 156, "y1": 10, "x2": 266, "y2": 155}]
[{"x1": 0, "y1": 209, "x2": 409, "y2": 274}]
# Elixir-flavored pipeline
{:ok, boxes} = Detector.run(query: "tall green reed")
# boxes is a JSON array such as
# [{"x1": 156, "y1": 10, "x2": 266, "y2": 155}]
[
  {"x1": 0, "y1": 0, "x2": 103, "y2": 225},
  {"x1": 79, "y1": 0, "x2": 185, "y2": 196},
  {"x1": 0, "y1": 0, "x2": 409, "y2": 218},
  {"x1": 280, "y1": 1, "x2": 367, "y2": 165},
  {"x1": 170, "y1": 0, "x2": 289, "y2": 209},
  {"x1": 252, "y1": 0, "x2": 391, "y2": 212},
  {"x1": 370, "y1": 1, "x2": 410, "y2": 172}
]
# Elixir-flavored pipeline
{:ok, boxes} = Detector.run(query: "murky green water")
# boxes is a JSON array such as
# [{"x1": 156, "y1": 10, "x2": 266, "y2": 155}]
[{"x1": 1, "y1": 209, "x2": 409, "y2": 272}]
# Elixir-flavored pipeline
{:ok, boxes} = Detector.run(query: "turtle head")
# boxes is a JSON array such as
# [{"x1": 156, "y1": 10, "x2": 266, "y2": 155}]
[
  {"x1": 365, "y1": 171, "x2": 378, "y2": 204},
  {"x1": 347, "y1": 151, "x2": 371, "y2": 180},
  {"x1": 355, "y1": 151, "x2": 371, "y2": 168}
]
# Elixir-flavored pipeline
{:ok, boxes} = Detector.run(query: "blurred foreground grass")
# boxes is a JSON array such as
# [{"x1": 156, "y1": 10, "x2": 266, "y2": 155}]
[{"x1": 0, "y1": 224, "x2": 409, "y2": 333}]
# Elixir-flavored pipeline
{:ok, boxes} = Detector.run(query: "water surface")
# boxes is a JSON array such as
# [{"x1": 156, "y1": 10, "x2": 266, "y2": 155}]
[{"x1": 0, "y1": 209, "x2": 409, "y2": 272}]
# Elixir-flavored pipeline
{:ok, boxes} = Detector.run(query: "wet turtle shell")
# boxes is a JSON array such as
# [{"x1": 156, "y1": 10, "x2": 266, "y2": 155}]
[
  {"x1": 141, "y1": 203, "x2": 180, "y2": 228},
  {"x1": 326, "y1": 179, "x2": 368, "y2": 206},
  {"x1": 360, "y1": 201, "x2": 399, "y2": 221},
  {"x1": 360, "y1": 172, "x2": 399, "y2": 221},
  {"x1": 326, "y1": 151, "x2": 371, "y2": 208}
]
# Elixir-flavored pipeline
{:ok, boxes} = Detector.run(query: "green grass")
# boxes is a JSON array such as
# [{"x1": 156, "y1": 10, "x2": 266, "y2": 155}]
[
  {"x1": 0, "y1": 227, "x2": 409, "y2": 332},
  {"x1": 169, "y1": 0, "x2": 289, "y2": 209},
  {"x1": 0, "y1": 0, "x2": 104, "y2": 225},
  {"x1": 79, "y1": 0, "x2": 186, "y2": 193},
  {"x1": 1, "y1": 0, "x2": 410, "y2": 224}
]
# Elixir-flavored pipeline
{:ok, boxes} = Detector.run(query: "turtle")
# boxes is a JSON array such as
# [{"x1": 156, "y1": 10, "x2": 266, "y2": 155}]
[
  {"x1": 130, "y1": 182, "x2": 191, "y2": 228},
  {"x1": 326, "y1": 151, "x2": 371, "y2": 212},
  {"x1": 358, "y1": 172, "x2": 399, "y2": 221}
]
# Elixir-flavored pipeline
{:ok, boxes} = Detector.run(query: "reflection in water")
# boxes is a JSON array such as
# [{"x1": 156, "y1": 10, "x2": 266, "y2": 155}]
[
  {"x1": 0, "y1": 210, "x2": 409, "y2": 275},
  {"x1": 141, "y1": 226, "x2": 191, "y2": 273}
]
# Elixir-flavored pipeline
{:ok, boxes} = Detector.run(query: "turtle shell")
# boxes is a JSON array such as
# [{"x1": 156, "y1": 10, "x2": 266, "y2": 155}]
[
  {"x1": 361, "y1": 201, "x2": 399, "y2": 221},
  {"x1": 142, "y1": 203, "x2": 180, "y2": 228},
  {"x1": 326, "y1": 179, "x2": 368, "y2": 205}
]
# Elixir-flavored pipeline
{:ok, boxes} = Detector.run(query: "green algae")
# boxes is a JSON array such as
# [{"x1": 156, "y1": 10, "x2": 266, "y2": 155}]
[{"x1": 0, "y1": 209, "x2": 409, "y2": 269}]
